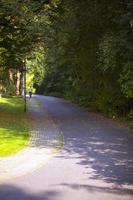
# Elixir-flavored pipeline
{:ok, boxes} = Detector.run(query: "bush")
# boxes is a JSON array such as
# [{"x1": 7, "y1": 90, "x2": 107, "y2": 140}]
[{"x1": 4, "y1": 81, "x2": 16, "y2": 97}]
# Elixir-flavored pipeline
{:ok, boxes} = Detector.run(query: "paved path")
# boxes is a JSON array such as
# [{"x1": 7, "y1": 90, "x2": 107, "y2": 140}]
[{"x1": 0, "y1": 95, "x2": 133, "y2": 200}]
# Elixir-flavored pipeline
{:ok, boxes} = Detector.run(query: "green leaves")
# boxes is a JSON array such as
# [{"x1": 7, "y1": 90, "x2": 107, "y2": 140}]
[
  {"x1": 0, "y1": 0, "x2": 133, "y2": 118},
  {"x1": 119, "y1": 62, "x2": 133, "y2": 98},
  {"x1": 39, "y1": 0, "x2": 133, "y2": 118}
]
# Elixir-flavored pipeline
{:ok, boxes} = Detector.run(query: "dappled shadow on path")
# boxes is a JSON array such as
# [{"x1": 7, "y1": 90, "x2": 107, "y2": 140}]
[
  {"x1": 0, "y1": 183, "x2": 132, "y2": 200},
  {"x1": 55, "y1": 183, "x2": 133, "y2": 195},
  {"x1": 49, "y1": 100, "x2": 133, "y2": 186},
  {"x1": 27, "y1": 98, "x2": 63, "y2": 150},
  {"x1": 0, "y1": 185, "x2": 60, "y2": 200},
  {"x1": 28, "y1": 95, "x2": 133, "y2": 196},
  {"x1": 59, "y1": 120, "x2": 133, "y2": 186}
]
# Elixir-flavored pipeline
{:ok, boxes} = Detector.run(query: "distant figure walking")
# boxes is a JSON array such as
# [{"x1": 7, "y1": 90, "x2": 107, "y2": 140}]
[{"x1": 29, "y1": 87, "x2": 32, "y2": 99}]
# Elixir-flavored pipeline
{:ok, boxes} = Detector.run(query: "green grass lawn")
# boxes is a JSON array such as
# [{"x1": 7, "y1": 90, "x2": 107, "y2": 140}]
[{"x1": 0, "y1": 97, "x2": 29, "y2": 157}]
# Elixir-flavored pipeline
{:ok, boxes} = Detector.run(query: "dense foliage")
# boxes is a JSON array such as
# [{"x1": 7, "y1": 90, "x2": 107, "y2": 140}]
[
  {"x1": 41, "y1": 0, "x2": 133, "y2": 119},
  {"x1": 0, "y1": 0, "x2": 133, "y2": 120},
  {"x1": 0, "y1": 0, "x2": 47, "y2": 94}
]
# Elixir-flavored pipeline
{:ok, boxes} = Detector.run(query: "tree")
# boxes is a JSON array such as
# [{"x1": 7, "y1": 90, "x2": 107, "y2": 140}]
[
  {"x1": 0, "y1": 0, "x2": 133, "y2": 119},
  {"x1": 38, "y1": 0, "x2": 133, "y2": 118},
  {"x1": 0, "y1": 0, "x2": 49, "y2": 95}
]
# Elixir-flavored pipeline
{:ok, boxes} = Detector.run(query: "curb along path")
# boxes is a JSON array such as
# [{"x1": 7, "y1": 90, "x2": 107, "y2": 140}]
[{"x1": 0, "y1": 97, "x2": 64, "y2": 182}]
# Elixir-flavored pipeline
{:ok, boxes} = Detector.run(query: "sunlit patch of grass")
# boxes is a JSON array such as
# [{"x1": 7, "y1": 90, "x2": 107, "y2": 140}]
[
  {"x1": 0, "y1": 97, "x2": 29, "y2": 157},
  {"x1": 0, "y1": 96, "x2": 24, "y2": 114}
]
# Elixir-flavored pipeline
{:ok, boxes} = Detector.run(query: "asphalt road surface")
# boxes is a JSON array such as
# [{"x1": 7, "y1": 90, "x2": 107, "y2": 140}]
[{"x1": 0, "y1": 95, "x2": 133, "y2": 200}]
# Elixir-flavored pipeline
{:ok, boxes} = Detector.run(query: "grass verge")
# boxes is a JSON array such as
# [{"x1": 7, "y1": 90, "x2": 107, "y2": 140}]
[{"x1": 0, "y1": 97, "x2": 29, "y2": 157}]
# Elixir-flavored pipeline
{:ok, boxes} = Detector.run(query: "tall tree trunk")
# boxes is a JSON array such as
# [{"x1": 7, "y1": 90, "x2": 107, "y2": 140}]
[{"x1": 16, "y1": 70, "x2": 21, "y2": 95}]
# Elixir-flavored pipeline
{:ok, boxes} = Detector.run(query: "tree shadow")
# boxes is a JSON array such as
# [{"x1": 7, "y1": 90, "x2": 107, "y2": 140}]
[
  {"x1": 0, "y1": 185, "x2": 61, "y2": 200},
  {"x1": 43, "y1": 97, "x2": 133, "y2": 186},
  {"x1": 0, "y1": 98, "x2": 23, "y2": 114},
  {"x1": 60, "y1": 119, "x2": 133, "y2": 185},
  {"x1": 54, "y1": 183, "x2": 133, "y2": 195},
  {"x1": 0, "y1": 183, "x2": 132, "y2": 200},
  {"x1": 27, "y1": 97, "x2": 63, "y2": 150}
]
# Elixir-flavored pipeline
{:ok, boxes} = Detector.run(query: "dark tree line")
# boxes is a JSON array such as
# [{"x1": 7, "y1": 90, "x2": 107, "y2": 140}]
[{"x1": 39, "y1": 0, "x2": 133, "y2": 119}]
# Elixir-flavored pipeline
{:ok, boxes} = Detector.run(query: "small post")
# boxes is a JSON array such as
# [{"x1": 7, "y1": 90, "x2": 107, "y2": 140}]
[
  {"x1": 24, "y1": 65, "x2": 26, "y2": 112},
  {"x1": 22, "y1": 64, "x2": 27, "y2": 112}
]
